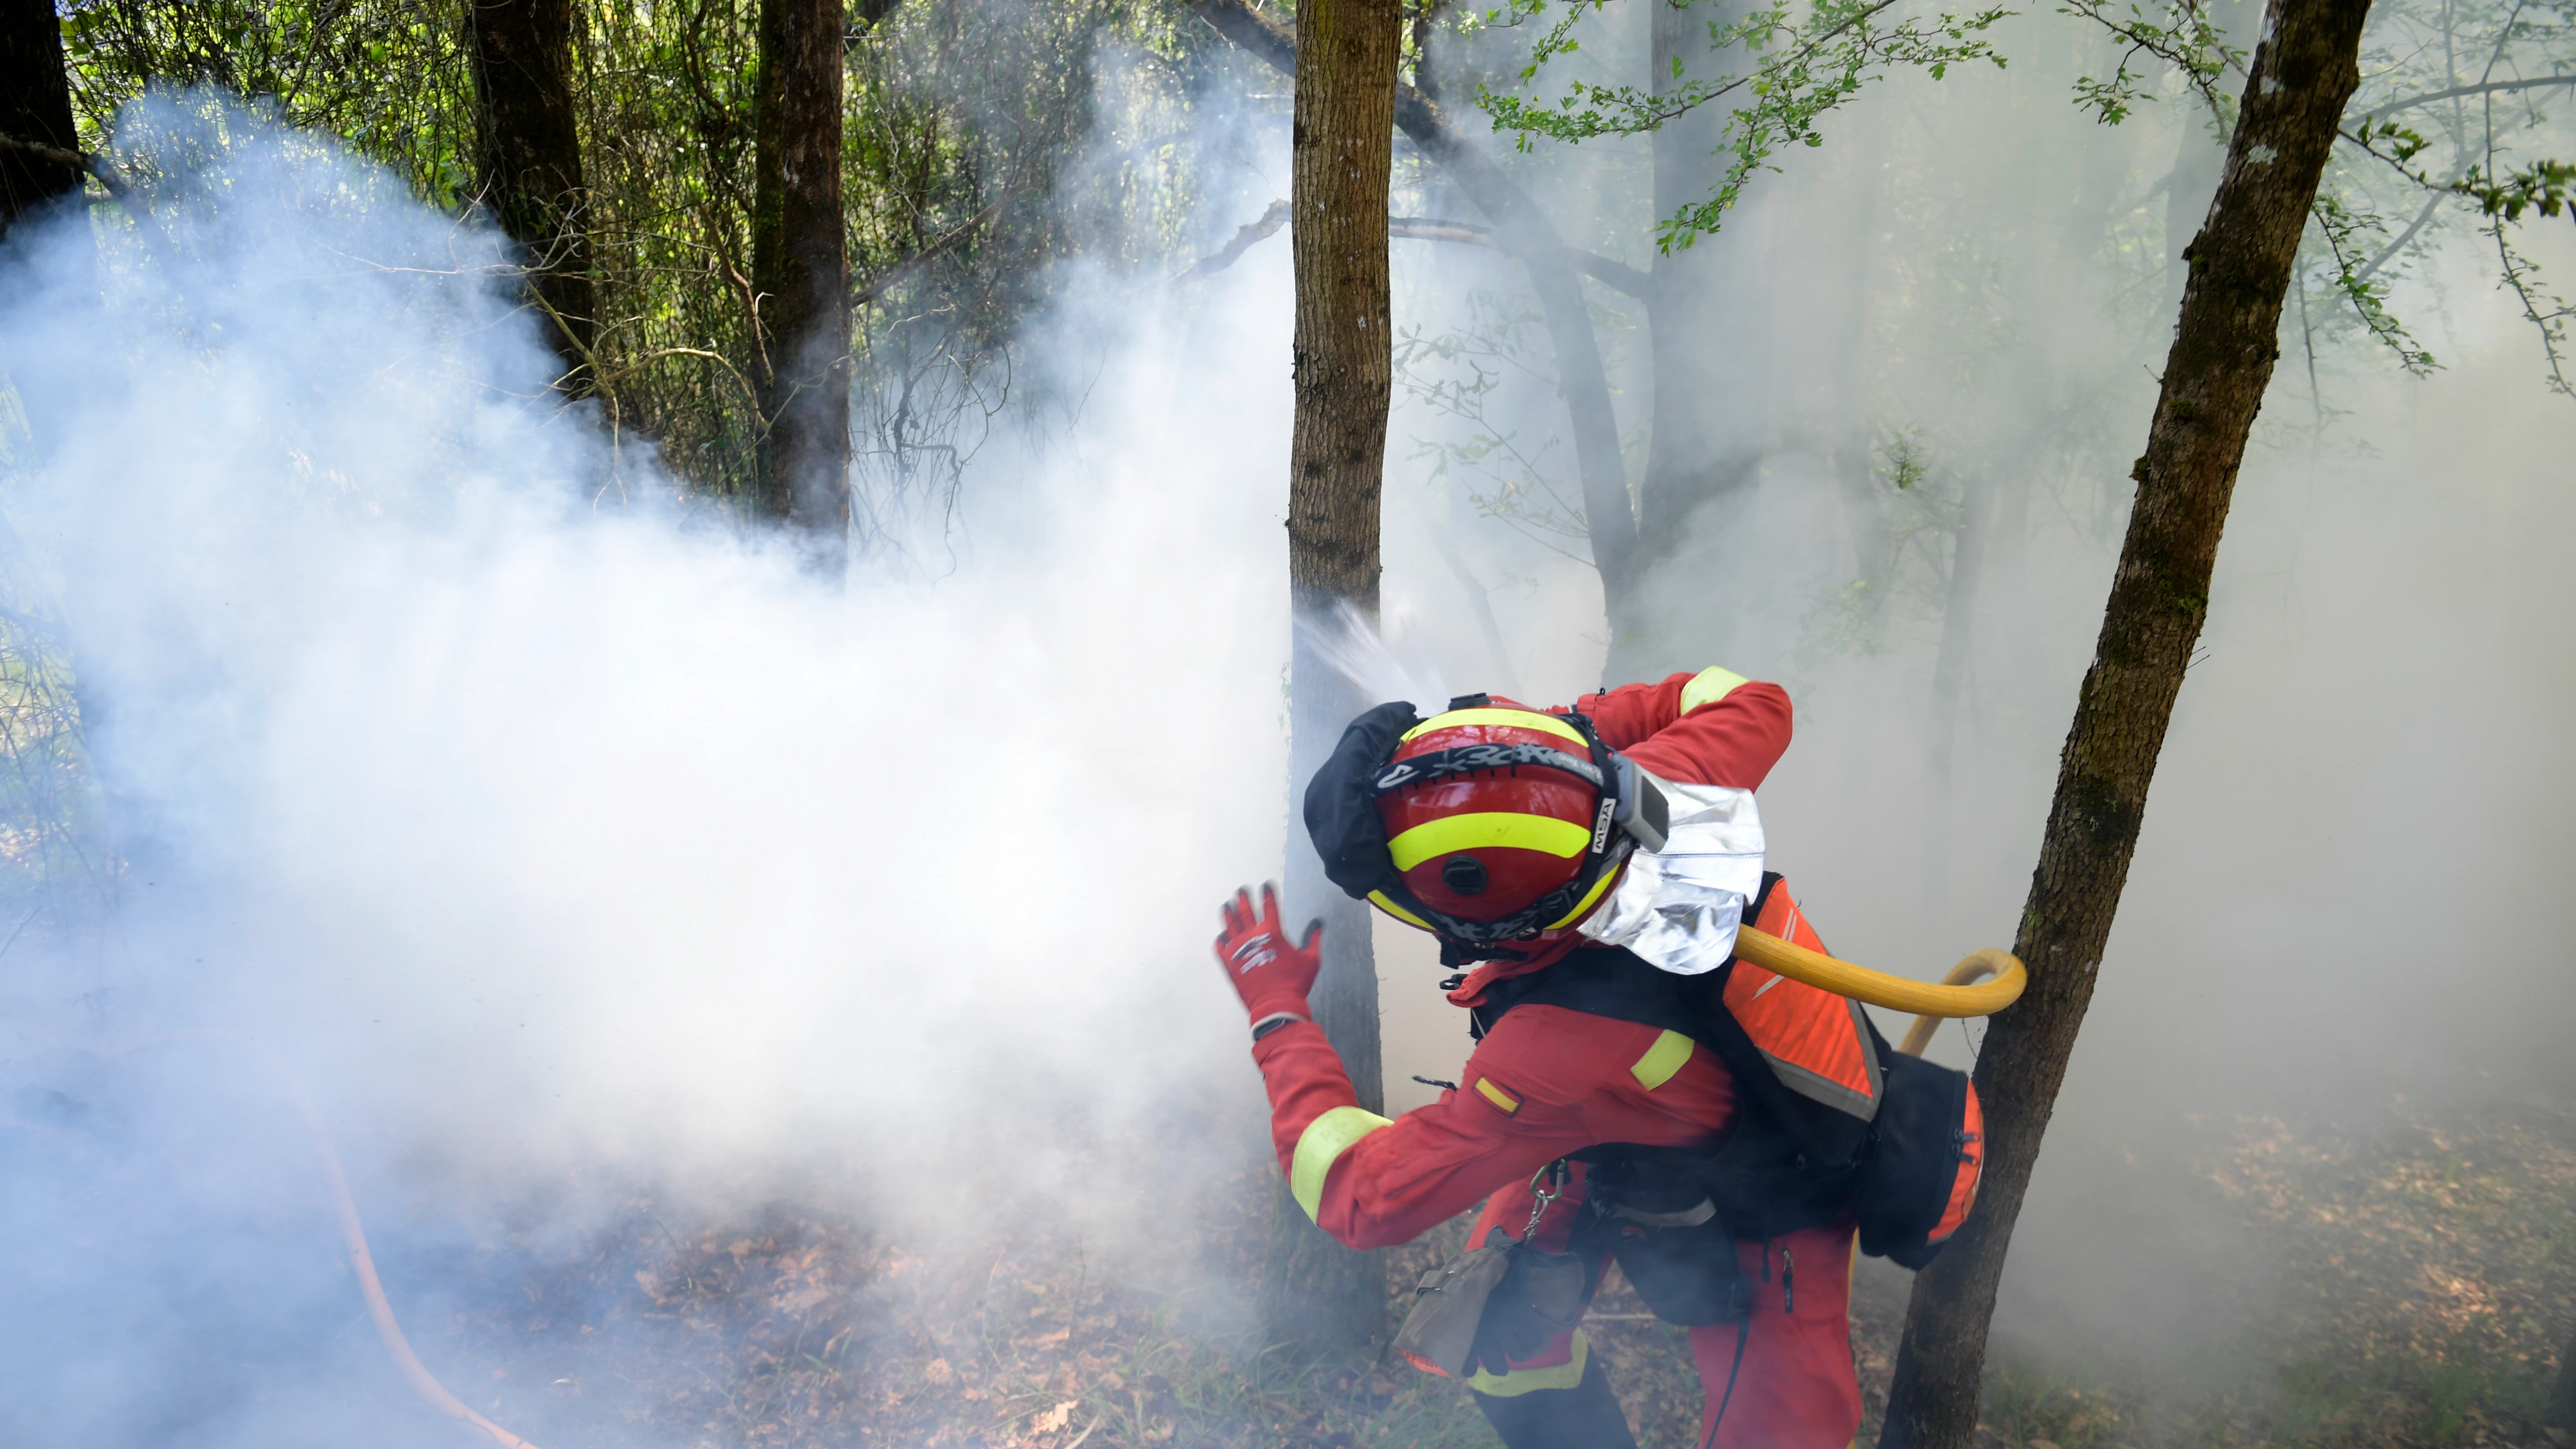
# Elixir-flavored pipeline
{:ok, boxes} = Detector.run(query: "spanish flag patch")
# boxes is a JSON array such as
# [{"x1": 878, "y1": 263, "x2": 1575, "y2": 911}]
[{"x1": 1474, "y1": 1077, "x2": 1522, "y2": 1114}]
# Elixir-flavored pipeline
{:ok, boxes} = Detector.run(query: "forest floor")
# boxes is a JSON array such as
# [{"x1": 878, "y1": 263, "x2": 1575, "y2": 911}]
[{"x1": 433, "y1": 1099, "x2": 2576, "y2": 1449}]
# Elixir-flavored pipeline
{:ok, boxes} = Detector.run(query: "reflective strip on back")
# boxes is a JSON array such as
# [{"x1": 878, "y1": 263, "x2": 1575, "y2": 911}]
[
  {"x1": 1725, "y1": 880, "x2": 1883, "y2": 1118},
  {"x1": 1402, "y1": 708, "x2": 1590, "y2": 749},
  {"x1": 1465, "y1": 1328, "x2": 1589, "y2": 1397},
  {"x1": 1679, "y1": 665, "x2": 1752, "y2": 715},
  {"x1": 1290, "y1": 1105, "x2": 1391, "y2": 1222},
  {"x1": 1388, "y1": 812, "x2": 1591, "y2": 870},
  {"x1": 1630, "y1": 1029, "x2": 1695, "y2": 1090},
  {"x1": 1475, "y1": 1077, "x2": 1522, "y2": 1113}
]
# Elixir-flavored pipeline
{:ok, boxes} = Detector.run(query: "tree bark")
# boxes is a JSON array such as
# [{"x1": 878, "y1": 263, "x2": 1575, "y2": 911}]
[
  {"x1": 468, "y1": 0, "x2": 597, "y2": 387},
  {"x1": 1185, "y1": 0, "x2": 1641, "y2": 642},
  {"x1": 753, "y1": 0, "x2": 852, "y2": 573},
  {"x1": 1876, "y1": 2, "x2": 2372, "y2": 1445},
  {"x1": 1, "y1": 0, "x2": 83, "y2": 238},
  {"x1": 1266, "y1": 0, "x2": 1399, "y2": 1362}
]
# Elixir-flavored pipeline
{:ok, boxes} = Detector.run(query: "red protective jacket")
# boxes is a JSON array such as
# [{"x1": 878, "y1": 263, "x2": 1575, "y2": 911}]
[
  {"x1": 1248, "y1": 668, "x2": 1875, "y2": 1449},
  {"x1": 1251, "y1": 667, "x2": 1839, "y2": 1248}
]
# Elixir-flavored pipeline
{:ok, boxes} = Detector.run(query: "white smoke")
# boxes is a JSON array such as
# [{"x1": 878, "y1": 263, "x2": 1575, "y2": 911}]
[{"x1": 0, "y1": 94, "x2": 1312, "y2": 1445}]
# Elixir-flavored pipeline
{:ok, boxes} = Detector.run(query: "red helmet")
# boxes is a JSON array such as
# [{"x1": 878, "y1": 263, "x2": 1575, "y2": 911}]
[
  {"x1": 1377, "y1": 703, "x2": 1599, "y2": 918},
  {"x1": 1360, "y1": 699, "x2": 1633, "y2": 944},
  {"x1": 1306, "y1": 693, "x2": 1664, "y2": 954}
]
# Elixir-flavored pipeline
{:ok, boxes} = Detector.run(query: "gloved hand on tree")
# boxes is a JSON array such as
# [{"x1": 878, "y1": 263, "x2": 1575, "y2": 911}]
[{"x1": 1213, "y1": 882, "x2": 1323, "y2": 1041}]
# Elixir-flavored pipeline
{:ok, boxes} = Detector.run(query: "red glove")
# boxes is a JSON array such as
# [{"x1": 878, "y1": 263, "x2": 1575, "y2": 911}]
[{"x1": 1214, "y1": 883, "x2": 1323, "y2": 1036}]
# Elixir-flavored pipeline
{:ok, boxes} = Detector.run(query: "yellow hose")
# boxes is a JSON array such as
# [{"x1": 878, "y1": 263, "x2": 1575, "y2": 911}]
[{"x1": 1730, "y1": 928, "x2": 2024, "y2": 1059}]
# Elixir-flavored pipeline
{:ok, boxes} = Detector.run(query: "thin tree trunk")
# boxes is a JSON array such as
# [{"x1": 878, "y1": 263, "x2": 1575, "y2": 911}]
[
  {"x1": 1266, "y1": 0, "x2": 1399, "y2": 1363},
  {"x1": 1619, "y1": 0, "x2": 1767, "y2": 681},
  {"x1": 468, "y1": 0, "x2": 597, "y2": 388},
  {"x1": 1185, "y1": 0, "x2": 1641, "y2": 642},
  {"x1": 753, "y1": 0, "x2": 851, "y2": 573},
  {"x1": 1877, "y1": 1, "x2": 2372, "y2": 1443},
  {"x1": 1, "y1": 0, "x2": 83, "y2": 238}
]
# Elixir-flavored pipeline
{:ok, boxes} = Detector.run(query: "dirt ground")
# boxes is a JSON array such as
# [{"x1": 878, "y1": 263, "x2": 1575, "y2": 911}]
[{"x1": 423, "y1": 1100, "x2": 2576, "y2": 1449}]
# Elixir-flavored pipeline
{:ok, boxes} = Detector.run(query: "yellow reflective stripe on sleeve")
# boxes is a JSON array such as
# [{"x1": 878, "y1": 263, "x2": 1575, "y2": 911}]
[
  {"x1": 1465, "y1": 1329, "x2": 1590, "y2": 1397},
  {"x1": 1289, "y1": 1105, "x2": 1392, "y2": 1222},
  {"x1": 1542, "y1": 861, "x2": 1623, "y2": 929},
  {"x1": 1367, "y1": 890, "x2": 1435, "y2": 931},
  {"x1": 1474, "y1": 1077, "x2": 1520, "y2": 1113},
  {"x1": 1679, "y1": 665, "x2": 1751, "y2": 714},
  {"x1": 1388, "y1": 812, "x2": 1591, "y2": 871},
  {"x1": 1402, "y1": 709, "x2": 1590, "y2": 749},
  {"x1": 1630, "y1": 1029, "x2": 1695, "y2": 1090}
]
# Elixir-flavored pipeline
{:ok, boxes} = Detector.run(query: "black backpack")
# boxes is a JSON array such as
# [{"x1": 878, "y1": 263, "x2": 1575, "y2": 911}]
[{"x1": 1464, "y1": 887, "x2": 1978, "y2": 1322}]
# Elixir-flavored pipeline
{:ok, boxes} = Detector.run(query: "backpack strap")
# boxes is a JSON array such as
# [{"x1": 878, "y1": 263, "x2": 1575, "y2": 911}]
[{"x1": 1472, "y1": 945, "x2": 1845, "y2": 1170}]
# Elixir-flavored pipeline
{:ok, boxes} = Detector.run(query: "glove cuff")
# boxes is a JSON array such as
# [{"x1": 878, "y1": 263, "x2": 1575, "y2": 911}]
[{"x1": 1250, "y1": 1011, "x2": 1309, "y2": 1042}]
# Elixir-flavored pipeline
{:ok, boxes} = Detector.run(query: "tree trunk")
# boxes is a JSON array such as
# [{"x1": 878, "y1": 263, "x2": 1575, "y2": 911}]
[
  {"x1": 1, "y1": 0, "x2": 83, "y2": 238},
  {"x1": 1381, "y1": 99, "x2": 1639, "y2": 647},
  {"x1": 1263, "y1": 0, "x2": 1399, "y2": 1364},
  {"x1": 753, "y1": 0, "x2": 851, "y2": 573},
  {"x1": 1184, "y1": 0, "x2": 1641, "y2": 644},
  {"x1": 1876, "y1": 1, "x2": 2372, "y2": 1444},
  {"x1": 468, "y1": 0, "x2": 597, "y2": 387}
]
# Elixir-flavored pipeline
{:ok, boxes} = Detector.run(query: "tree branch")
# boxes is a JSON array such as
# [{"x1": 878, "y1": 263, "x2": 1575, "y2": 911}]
[
  {"x1": 2362, "y1": 72, "x2": 2576, "y2": 120},
  {"x1": 0, "y1": 133, "x2": 129, "y2": 197},
  {"x1": 1186, "y1": 0, "x2": 1295, "y2": 72},
  {"x1": 1389, "y1": 217, "x2": 1656, "y2": 297},
  {"x1": 1176, "y1": 200, "x2": 1657, "y2": 299},
  {"x1": 1173, "y1": 198, "x2": 1287, "y2": 281},
  {"x1": 853, "y1": 193, "x2": 1003, "y2": 306}
]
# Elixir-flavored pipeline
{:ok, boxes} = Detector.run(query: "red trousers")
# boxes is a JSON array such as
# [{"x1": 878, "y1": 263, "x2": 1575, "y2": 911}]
[{"x1": 1459, "y1": 1169, "x2": 1862, "y2": 1449}]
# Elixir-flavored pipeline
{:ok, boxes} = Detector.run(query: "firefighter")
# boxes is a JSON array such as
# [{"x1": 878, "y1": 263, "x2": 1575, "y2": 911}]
[{"x1": 1215, "y1": 666, "x2": 1981, "y2": 1449}]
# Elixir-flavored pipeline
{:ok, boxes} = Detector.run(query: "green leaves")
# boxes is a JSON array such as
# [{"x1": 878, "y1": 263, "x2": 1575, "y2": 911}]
[
  {"x1": 1477, "y1": 0, "x2": 2010, "y2": 249},
  {"x1": 2308, "y1": 190, "x2": 2438, "y2": 377},
  {"x1": 2061, "y1": 0, "x2": 2244, "y2": 126},
  {"x1": 2456, "y1": 158, "x2": 2576, "y2": 222}
]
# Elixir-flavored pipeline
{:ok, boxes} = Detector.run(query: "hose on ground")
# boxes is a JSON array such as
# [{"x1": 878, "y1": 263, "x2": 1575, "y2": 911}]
[{"x1": 112, "y1": 1030, "x2": 540, "y2": 1449}]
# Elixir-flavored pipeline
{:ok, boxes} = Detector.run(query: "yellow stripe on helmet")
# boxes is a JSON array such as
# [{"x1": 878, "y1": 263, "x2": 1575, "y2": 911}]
[
  {"x1": 1401, "y1": 708, "x2": 1589, "y2": 750},
  {"x1": 1387, "y1": 812, "x2": 1591, "y2": 872},
  {"x1": 1367, "y1": 891, "x2": 1436, "y2": 931}
]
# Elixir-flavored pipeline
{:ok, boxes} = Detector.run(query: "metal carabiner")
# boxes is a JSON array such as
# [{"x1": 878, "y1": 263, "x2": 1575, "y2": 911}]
[{"x1": 1520, "y1": 1158, "x2": 1569, "y2": 1243}]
